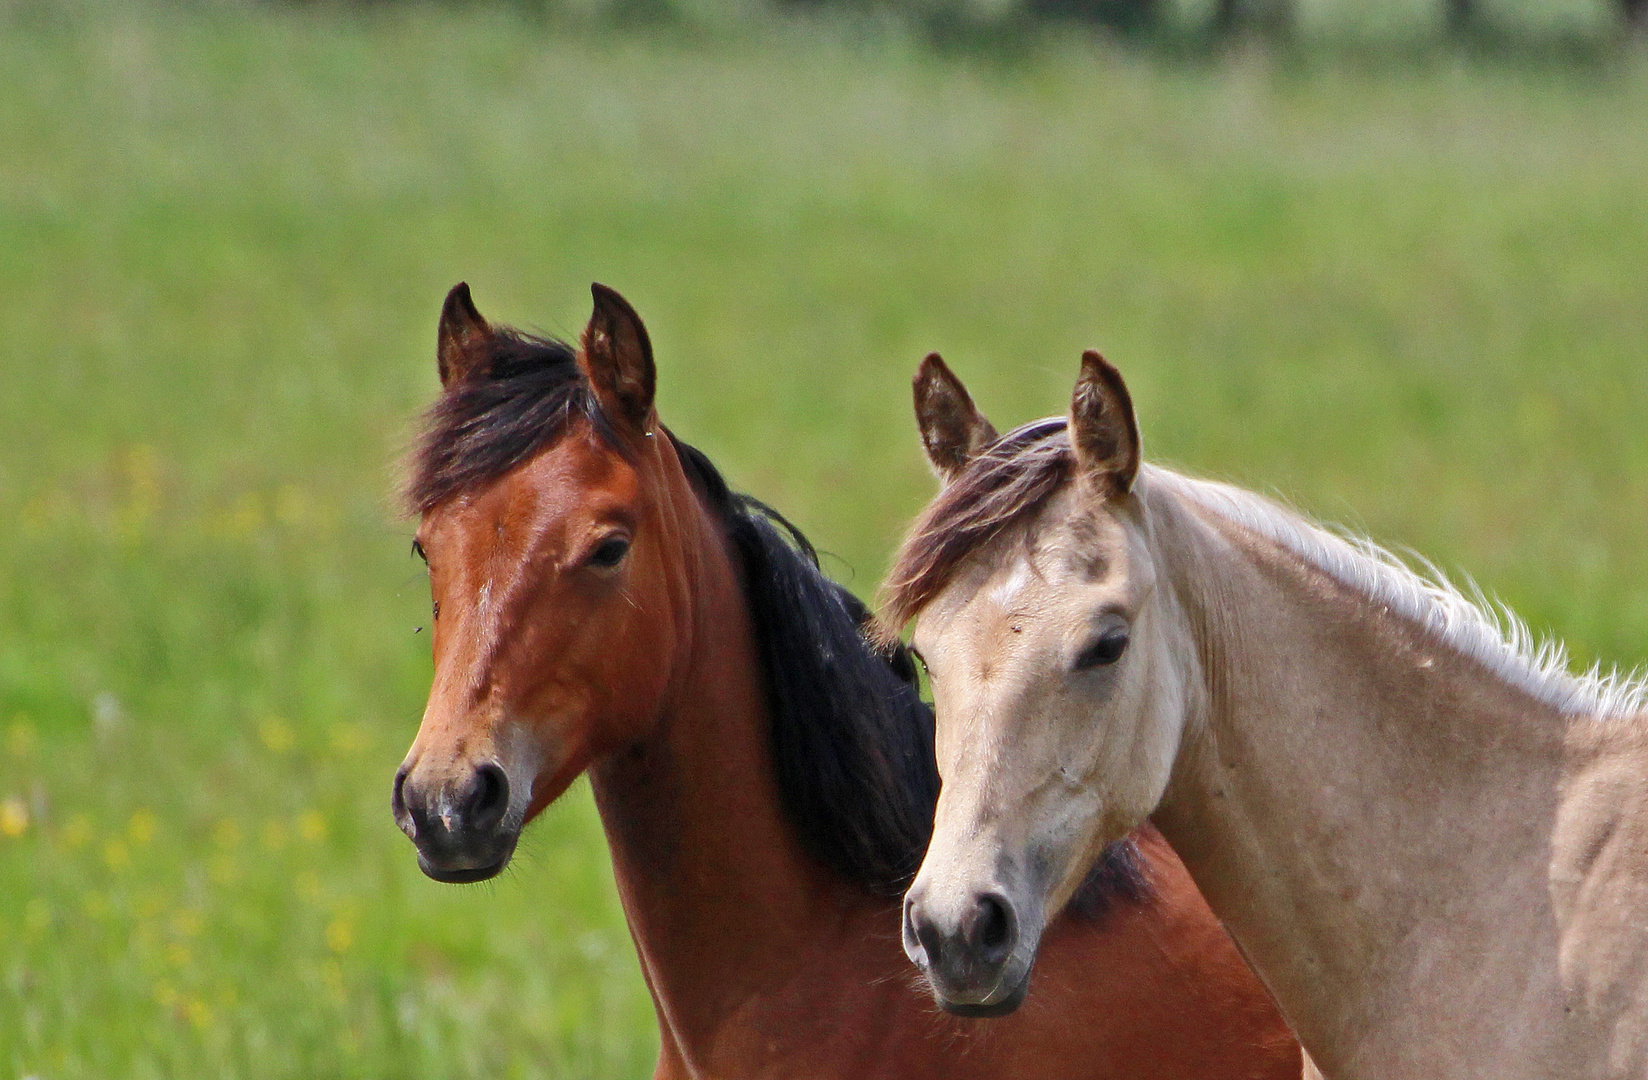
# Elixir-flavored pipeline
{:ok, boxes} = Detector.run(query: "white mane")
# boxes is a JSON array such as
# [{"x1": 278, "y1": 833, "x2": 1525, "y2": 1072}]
[{"x1": 1148, "y1": 466, "x2": 1648, "y2": 720}]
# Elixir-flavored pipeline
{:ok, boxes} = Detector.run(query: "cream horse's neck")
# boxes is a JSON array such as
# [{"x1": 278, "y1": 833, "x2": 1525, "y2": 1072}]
[{"x1": 1140, "y1": 471, "x2": 1648, "y2": 1080}]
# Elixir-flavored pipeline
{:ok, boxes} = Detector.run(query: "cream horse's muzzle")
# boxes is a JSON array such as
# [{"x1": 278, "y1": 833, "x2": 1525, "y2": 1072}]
[{"x1": 902, "y1": 879, "x2": 1037, "y2": 1017}]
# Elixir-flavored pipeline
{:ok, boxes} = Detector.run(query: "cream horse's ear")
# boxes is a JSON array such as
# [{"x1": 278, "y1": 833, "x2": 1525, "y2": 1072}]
[
  {"x1": 1070, "y1": 350, "x2": 1140, "y2": 500},
  {"x1": 913, "y1": 353, "x2": 999, "y2": 483}
]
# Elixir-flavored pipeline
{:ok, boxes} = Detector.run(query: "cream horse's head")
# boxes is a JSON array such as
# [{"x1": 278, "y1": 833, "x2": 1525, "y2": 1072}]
[{"x1": 880, "y1": 353, "x2": 1196, "y2": 1016}]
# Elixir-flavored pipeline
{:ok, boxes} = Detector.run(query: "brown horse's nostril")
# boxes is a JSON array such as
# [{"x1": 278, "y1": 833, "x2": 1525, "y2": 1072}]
[
  {"x1": 392, "y1": 765, "x2": 413, "y2": 834},
  {"x1": 394, "y1": 759, "x2": 518, "y2": 882},
  {"x1": 466, "y1": 762, "x2": 510, "y2": 834}
]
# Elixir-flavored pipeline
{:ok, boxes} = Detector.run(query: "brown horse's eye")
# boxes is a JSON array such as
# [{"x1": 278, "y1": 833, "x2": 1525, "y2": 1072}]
[
  {"x1": 587, "y1": 536, "x2": 631, "y2": 569},
  {"x1": 1074, "y1": 627, "x2": 1129, "y2": 671},
  {"x1": 411, "y1": 539, "x2": 428, "y2": 564}
]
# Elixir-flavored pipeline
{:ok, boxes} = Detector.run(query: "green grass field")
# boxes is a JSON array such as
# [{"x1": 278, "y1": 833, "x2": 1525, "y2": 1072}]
[{"x1": 2, "y1": 5, "x2": 1646, "y2": 1076}]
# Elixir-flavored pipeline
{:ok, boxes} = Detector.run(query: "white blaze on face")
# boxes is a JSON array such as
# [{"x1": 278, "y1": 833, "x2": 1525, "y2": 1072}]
[{"x1": 988, "y1": 560, "x2": 1034, "y2": 610}]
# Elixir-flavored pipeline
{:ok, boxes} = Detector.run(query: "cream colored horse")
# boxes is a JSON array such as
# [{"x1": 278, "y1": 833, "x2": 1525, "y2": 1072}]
[{"x1": 877, "y1": 351, "x2": 1648, "y2": 1080}]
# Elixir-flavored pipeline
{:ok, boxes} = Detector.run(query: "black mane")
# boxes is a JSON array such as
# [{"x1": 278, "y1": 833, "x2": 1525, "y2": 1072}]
[
  {"x1": 676, "y1": 440, "x2": 1147, "y2": 903},
  {"x1": 407, "y1": 327, "x2": 1148, "y2": 902},
  {"x1": 672, "y1": 437, "x2": 937, "y2": 893}
]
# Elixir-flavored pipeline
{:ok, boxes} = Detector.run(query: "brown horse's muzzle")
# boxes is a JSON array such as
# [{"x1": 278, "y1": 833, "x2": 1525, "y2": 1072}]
[{"x1": 393, "y1": 759, "x2": 519, "y2": 883}]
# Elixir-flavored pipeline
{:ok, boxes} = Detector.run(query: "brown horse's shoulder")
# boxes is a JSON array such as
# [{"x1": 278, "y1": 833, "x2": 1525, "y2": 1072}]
[{"x1": 1026, "y1": 826, "x2": 1300, "y2": 1079}]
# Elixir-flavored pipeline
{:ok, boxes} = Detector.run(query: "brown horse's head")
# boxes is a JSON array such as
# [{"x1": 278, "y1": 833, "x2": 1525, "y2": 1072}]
[{"x1": 393, "y1": 283, "x2": 699, "y2": 883}]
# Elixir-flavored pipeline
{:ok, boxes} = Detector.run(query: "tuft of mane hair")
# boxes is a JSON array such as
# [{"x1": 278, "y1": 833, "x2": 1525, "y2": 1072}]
[
  {"x1": 1149, "y1": 466, "x2": 1648, "y2": 720},
  {"x1": 879, "y1": 416, "x2": 1648, "y2": 720},
  {"x1": 404, "y1": 322, "x2": 1150, "y2": 905},
  {"x1": 406, "y1": 329, "x2": 610, "y2": 515},
  {"x1": 876, "y1": 417, "x2": 1070, "y2": 640}
]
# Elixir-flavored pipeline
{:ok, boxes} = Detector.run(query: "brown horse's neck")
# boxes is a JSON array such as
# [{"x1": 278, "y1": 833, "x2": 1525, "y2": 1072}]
[{"x1": 587, "y1": 455, "x2": 899, "y2": 1074}]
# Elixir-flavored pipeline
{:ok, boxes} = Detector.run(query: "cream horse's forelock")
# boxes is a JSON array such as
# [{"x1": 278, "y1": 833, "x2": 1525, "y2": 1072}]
[{"x1": 1144, "y1": 465, "x2": 1648, "y2": 721}]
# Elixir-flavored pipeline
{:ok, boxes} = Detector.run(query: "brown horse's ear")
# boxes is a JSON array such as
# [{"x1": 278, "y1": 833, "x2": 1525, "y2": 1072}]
[
  {"x1": 579, "y1": 283, "x2": 657, "y2": 435},
  {"x1": 914, "y1": 353, "x2": 998, "y2": 483},
  {"x1": 1069, "y1": 350, "x2": 1140, "y2": 499},
  {"x1": 437, "y1": 282, "x2": 493, "y2": 387}
]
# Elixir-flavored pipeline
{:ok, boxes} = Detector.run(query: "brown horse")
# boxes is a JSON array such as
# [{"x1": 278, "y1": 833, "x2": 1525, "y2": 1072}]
[{"x1": 392, "y1": 282, "x2": 1300, "y2": 1079}]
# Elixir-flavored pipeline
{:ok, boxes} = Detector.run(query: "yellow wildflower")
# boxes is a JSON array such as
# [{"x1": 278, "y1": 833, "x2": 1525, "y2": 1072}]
[
  {"x1": 326, "y1": 915, "x2": 355, "y2": 954},
  {"x1": 259, "y1": 717, "x2": 294, "y2": 754},
  {"x1": 0, "y1": 796, "x2": 28, "y2": 838},
  {"x1": 128, "y1": 808, "x2": 157, "y2": 846},
  {"x1": 298, "y1": 810, "x2": 326, "y2": 842},
  {"x1": 103, "y1": 838, "x2": 130, "y2": 870}
]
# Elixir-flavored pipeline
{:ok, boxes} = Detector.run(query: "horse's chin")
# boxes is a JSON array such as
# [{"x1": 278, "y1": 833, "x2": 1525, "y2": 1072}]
[
  {"x1": 935, "y1": 972, "x2": 1030, "y2": 1018},
  {"x1": 415, "y1": 833, "x2": 518, "y2": 884},
  {"x1": 418, "y1": 856, "x2": 510, "y2": 884}
]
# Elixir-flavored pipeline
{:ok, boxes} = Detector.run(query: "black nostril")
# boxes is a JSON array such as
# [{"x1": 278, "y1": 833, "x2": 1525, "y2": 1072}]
[
  {"x1": 903, "y1": 890, "x2": 938, "y2": 968},
  {"x1": 969, "y1": 893, "x2": 1016, "y2": 966},
  {"x1": 903, "y1": 895, "x2": 945, "y2": 967},
  {"x1": 466, "y1": 762, "x2": 509, "y2": 833},
  {"x1": 914, "y1": 910, "x2": 945, "y2": 967},
  {"x1": 392, "y1": 766, "x2": 411, "y2": 826}
]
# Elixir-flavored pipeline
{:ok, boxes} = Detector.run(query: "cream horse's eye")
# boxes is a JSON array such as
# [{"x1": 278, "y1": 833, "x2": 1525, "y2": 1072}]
[{"x1": 1074, "y1": 626, "x2": 1130, "y2": 671}]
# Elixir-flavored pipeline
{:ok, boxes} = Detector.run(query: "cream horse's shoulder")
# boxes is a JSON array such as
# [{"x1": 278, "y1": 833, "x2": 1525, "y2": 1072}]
[{"x1": 1550, "y1": 713, "x2": 1648, "y2": 1068}]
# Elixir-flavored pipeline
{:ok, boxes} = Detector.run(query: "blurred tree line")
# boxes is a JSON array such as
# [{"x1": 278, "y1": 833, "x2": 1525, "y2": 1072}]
[{"x1": 274, "y1": 0, "x2": 1645, "y2": 44}]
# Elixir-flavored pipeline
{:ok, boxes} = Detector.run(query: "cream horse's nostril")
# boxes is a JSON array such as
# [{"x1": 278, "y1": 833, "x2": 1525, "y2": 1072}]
[
  {"x1": 902, "y1": 886, "x2": 932, "y2": 965},
  {"x1": 904, "y1": 896, "x2": 945, "y2": 970},
  {"x1": 968, "y1": 892, "x2": 1017, "y2": 967}
]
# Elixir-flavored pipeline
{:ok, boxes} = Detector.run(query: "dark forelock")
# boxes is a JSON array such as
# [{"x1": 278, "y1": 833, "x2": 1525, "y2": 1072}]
[{"x1": 405, "y1": 328, "x2": 612, "y2": 514}]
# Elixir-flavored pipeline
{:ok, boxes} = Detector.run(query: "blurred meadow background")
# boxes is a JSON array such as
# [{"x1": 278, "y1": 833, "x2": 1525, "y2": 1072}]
[{"x1": 2, "y1": 0, "x2": 1646, "y2": 1074}]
